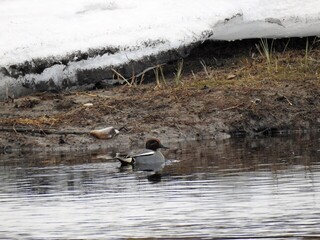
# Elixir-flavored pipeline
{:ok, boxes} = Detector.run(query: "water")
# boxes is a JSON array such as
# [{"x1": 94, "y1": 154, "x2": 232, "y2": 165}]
[{"x1": 0, "y1": 134, "x2": 320, "y2": 239}]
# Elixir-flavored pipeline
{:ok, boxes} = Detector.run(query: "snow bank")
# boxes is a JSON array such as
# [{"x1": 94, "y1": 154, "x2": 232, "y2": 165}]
[{"x1": 1, "y1": 0, "x2": 320, "y2": 97}]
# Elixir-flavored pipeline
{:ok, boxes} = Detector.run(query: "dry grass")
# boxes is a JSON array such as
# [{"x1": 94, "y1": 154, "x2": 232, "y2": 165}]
[
  {"x1": 182, "y1": 39, "x2": 320, "y2": 90},
  {"x1": 0, "y1": 116, "x2": 59, "y2": 127}
]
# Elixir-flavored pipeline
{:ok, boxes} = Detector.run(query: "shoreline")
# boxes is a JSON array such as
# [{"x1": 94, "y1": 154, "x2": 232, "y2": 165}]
[{"x1": 1, "y1": 38, "x2": 320, "y2": 153}]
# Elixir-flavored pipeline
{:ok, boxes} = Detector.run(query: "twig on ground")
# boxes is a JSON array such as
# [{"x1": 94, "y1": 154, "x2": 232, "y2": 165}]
[
  {"x1": 282, "y1": 95, "x2": 293, "y2": 106},
  {"x1": 0, "y1": 126, "x2": 89, "y2": 135},
  {"x1": 75, "y1": 92, "x2": 98, "y2": 97},
  {"x1": 135, "y1": 64, "x2": 166, "y2": 79},
  {"x1": 12, "y1": 125, "x2": 18, "y2": 134},
  {"x1": 222, "y1": 105, "x2": 242, "y2": 111}
]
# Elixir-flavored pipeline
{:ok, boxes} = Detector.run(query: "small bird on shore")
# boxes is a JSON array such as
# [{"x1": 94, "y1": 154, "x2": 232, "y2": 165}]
[{"x1": 115, "y1": 138, "x2": 168, "y2": 171}]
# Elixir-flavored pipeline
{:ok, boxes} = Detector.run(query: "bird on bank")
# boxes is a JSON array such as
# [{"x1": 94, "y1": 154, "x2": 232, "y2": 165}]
[{"x1": 115, "y1": 138, "x2": 168, "y2": 171}]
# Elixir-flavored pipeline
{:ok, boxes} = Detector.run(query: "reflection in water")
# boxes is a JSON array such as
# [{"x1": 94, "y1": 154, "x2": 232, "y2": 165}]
[{"x1": 0, "y1": 133, "x2": 320, "y2": 239}]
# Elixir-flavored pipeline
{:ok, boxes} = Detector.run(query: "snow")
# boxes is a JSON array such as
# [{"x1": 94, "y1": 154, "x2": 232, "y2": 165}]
[
  {"x1": 1, "y1": 0, "x2": 320, "y2": 68},
  {"x1": 0, "y1": 0, "x2": 320, "y2": 98}
]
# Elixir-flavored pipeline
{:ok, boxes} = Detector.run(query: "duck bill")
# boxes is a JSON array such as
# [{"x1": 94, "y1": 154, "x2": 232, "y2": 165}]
[{"x1": 160, "y1": 143, "x2": 169, "y2": 149}]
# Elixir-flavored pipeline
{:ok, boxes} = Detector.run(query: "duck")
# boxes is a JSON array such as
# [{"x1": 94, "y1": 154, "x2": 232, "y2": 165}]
[{"x1": 115, "y1": 138, "x2": 168, "y2": 171}]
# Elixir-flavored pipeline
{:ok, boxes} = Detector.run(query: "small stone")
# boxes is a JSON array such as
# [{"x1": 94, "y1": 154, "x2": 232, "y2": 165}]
[
  {"x1": 83, "y1": 103, "x2": 93, "y2": 107},
  {"x1": 227, "y1": 74, "x2": 236, "y2": 80},
  {"x1": 251, "y1": 98, "x2": 261, "y2": 104}
]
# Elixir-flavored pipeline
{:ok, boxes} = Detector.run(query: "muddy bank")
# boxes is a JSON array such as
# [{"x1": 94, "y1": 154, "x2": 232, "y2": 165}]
[{"x1": 1, "y1": 39, "x2": 320, "y2": 152}]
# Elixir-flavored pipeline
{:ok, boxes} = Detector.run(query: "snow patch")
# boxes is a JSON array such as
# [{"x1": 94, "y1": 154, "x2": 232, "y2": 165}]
[{"x1": 1, "y1": 0, "x2": 320, "y2": 98}]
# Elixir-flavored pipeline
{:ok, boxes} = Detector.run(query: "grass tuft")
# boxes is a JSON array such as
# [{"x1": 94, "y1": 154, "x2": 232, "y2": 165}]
[
  {"x1": 256, "y1": 38, "x2": 274, "y2": 73},
  {"x1": 200, "y1": 60, "x2": 211, "y2": 79},
  {"x1": 174, "y1": 60, "x2": 184, "y2": 86},
  {"x1": 154, "y1": 64, "x2": 167, "y2": 88}
]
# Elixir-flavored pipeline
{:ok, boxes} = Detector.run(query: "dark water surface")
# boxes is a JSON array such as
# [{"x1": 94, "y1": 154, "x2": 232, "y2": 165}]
[{"x1": 0, "y1": 133, "x2": 320, "y2": 239}]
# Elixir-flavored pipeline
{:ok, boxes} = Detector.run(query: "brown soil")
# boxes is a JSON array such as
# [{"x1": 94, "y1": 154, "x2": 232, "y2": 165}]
[{"x1": 1, "y1": 38, "x2": 320, "y2": 152}]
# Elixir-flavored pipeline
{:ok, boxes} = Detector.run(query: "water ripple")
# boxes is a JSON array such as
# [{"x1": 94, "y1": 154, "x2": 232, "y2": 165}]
[{"x1": 0, "y1": 134, "x2": 320, "y2": 239}]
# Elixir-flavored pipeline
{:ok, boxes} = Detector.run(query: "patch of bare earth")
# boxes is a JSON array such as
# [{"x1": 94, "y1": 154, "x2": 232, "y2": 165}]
[{"x1": 0, "y1": 38, "x2": 320, "y2": 151}]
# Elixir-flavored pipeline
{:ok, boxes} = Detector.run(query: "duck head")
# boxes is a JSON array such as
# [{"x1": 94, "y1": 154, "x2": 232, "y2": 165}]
[{"x1": 145, "y1": 138, "x2": 168, "y2": 151}]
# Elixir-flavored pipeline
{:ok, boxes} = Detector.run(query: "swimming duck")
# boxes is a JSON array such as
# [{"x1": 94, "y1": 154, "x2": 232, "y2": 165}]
[{"x1": 115, "y1": 138, "x2": 168, "y2": 171}]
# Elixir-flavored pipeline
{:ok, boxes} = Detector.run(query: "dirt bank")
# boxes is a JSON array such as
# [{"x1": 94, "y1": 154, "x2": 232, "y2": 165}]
[{"x1": 1, "y1": 38, "x2": 320, "y2": 152}]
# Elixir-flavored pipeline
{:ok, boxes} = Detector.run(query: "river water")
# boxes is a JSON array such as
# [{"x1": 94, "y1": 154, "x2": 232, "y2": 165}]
[{"x1": 0, "y1": 133, "x2": 320, "y2": 239}]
